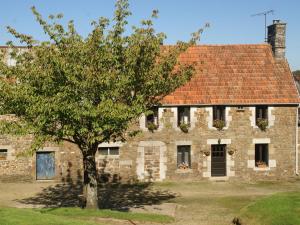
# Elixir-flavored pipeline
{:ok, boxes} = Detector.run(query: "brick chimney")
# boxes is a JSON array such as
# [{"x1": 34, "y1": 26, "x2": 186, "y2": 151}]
[{"x1": 267, "y1": 20, "x2": 286, "y2": 60}]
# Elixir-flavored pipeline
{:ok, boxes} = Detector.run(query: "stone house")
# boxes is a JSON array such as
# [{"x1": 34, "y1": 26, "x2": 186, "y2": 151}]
[{"x1": 1, "y1": 20, "x2": 300, "y2": 182}]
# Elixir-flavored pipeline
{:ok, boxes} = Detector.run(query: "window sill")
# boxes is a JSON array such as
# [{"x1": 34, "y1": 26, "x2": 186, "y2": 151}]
[
  {"x1": 253, "y1": 167, "x2": 270, "y2": 171},
  {"x1": 98, "y1": 155, "x2": 120, "y2": 159},
  {"x1": 175, "y1": 168, "x2": 193, "y2": 173}
]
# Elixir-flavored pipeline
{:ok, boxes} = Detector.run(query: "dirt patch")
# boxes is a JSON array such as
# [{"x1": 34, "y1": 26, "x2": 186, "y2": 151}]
[{"x1": 0, "y1": 181, "x2": 59, "y2": 208}]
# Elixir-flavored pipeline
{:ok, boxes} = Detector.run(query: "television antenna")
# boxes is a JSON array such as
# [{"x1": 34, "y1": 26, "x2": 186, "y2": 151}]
[{"x1": 251, "y1": 10, "x2": 274, "y2": 42}]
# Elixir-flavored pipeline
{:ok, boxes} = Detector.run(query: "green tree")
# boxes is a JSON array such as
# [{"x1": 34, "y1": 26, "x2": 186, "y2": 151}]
[
  {"x1": 0, "y1": 0, "x2": 203, "y2": 209},
  {"x1": 293, "y1": 70, "x2": 300, "y2": 76}
]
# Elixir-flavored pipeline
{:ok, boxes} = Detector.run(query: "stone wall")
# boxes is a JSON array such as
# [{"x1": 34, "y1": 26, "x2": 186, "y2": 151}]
[
  {"x1": 109, "y1": 105, "x2": 298, "y2": 182},
  {"x1": 0, "y1": 105, "x2": 298, "y2": 182},
  {"x1": 0, "y1": 132, "x2": 82, "y2": 182}
]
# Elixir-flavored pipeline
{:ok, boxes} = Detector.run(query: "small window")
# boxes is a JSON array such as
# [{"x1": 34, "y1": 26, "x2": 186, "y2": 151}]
[
  {"x1": 178, "y1": 107, "x2": 190, "y2": 126},
  {"x1": 177, "y1": 145, "x2": 191, "y2": 169},
  {"x1": 255, "y1": 144, "x2": 269, "y2": 167},
  {"x1": 0, "y1": 149, "x2": 8, "y2": 160},
  {"x1": 146, "y1": 107, "x2": 159, "y2": 127},
  {"x1": 98, "y1": 147, "x2": 119, "y2": 156},
  {"x1": 256, "y1": 106, "x2": 268, "y2": 125},
  {"x1": 213, "y1": 106, "x2": 225, "y2": 121}
]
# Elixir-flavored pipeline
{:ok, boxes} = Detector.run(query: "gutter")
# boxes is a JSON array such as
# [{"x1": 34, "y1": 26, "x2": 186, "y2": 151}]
[{"x1": 296, "y1": 105, "x2": 299, "y2": 175}]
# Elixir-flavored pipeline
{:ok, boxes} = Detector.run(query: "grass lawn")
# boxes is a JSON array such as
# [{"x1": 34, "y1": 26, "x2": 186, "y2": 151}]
[
  {"x1": 239, "y1": 191, "x2": 300, "y2": 225},
  {"x1": 1, "y1": 181, "x2": 300, "y2": 225},
  {"x1": 0, "y1": 207, "x2": 174, "y2": 225}
]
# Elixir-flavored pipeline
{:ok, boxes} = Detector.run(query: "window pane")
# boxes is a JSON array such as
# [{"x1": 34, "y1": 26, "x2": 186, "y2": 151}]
[
  {"x1": 98, "y1": 148, "x2": 109, "y2": 155},
  {"x1": 256, "y1": 106, "x2": 268, "y2": 120},
  {"x1": 178, "y1": 107, "x2": 190, "y2": 125},
  {"x1": 177, "y1": 151, "x2": 183, "y2": 167},
  {"x1": 177, "y1": 145, "x2": 191, "y2": 168},
  {"x1": 109, "y1": 147, "x2": 119, "y2": 155},
  {"x1": 255, "y1": 144, "x2": 268, "y2": 167},
  {"x1": 146, "y1": 107, "x2": 159, "y2": 126},
  {"x1": 213, "y1": 106, "x2": 225, "y2": 121},
  {"x1": 0, "y1": 149, "x2": 8, "y2": 160}
]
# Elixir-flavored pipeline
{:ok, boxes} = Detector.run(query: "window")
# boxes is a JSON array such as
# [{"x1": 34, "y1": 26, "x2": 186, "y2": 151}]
[
  {"x1": 178, "y1": 107, "x2": 190, "y2": 126},
  {"x1": 98, "y1": 147, "x2": 119, "y2": 156},
  {"x1": 177, "y1": 145, "x2": 191, "y2": 169},
  {"x1": 146, "y1": 107, "x2": 159, "y2": 127},
  {"x1": 213, "y1": 106, "x2": 225, "y2": 121},
  {"x1": 0, "y1": 149, "x2": 8, "y2": 160},
  {"x1": 255, "y1": 144, "x2": 269, "y2": 167},
  {"x1": 213, "y1": 106, "x2": 226, "y2": 129},
  {"x1": 256, "y1": 106, "x2": 268, "y2": 124}
]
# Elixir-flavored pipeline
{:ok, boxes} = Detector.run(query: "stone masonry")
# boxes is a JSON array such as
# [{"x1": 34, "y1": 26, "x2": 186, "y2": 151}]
[{"x1": 1, "y1": 105, "x2": 298, "y2": 182}]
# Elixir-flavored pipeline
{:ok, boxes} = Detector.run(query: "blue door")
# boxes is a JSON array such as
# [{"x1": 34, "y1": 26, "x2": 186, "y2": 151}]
[{"x1": 36, "y1": 152, "x2": 55, "y2": 180}]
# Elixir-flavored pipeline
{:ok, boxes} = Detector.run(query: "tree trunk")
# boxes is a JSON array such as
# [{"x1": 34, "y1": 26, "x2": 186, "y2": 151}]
[{"x1": 83, "y1": 152, "x2": 98, "y2": 209}]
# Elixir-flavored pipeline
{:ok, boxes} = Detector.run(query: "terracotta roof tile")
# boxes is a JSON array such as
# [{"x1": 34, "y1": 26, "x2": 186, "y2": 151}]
[{"x1": 162, "y1": 44, "x2": 300, "y2": 105}]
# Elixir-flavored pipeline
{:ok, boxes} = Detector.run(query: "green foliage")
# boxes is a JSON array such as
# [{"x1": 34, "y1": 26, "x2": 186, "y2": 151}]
[
  {"x1": 293, "y1": 70, "x2": 300, "y2": 76},
  {"x1": 147, "y1": 122, "x2": 158, "y2": 132},
  {"x1": 256, "y1": 118, "x2": 268, "y2": 131},
  {"x1": 213, "y1": 119, "x2": 226, "y2": 131},
  {"x1": 179, "y1": 122, "x2": 190, "y2": 133},
  {"x1": 0, "y1": 0, "x2": 202, "y2": 154}
]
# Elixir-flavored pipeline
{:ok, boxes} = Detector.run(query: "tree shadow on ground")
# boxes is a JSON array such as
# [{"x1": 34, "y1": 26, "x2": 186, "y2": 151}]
[{"x1": 16, "y1": 167, "x2": 176, "y2": 210}]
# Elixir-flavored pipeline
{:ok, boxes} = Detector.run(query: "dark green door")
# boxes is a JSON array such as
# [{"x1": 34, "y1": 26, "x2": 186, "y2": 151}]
[{"x1": 211, "y1": 145, "x2": 226, "y2": 177}]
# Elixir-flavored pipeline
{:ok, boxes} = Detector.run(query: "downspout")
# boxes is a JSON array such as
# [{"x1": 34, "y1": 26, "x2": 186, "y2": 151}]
[{"x1": 296, "y1": 105, "x2": 299, "y2": 175}]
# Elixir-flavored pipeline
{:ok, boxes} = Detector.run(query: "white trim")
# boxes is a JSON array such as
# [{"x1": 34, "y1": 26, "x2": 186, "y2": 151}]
[
  {"x1": 223, "y1": 107, "x2": 232, "y2": 130},
  {"x1": 247, "y1": 143, "x2": 276, "y2": 170},
  {"x1": 98, "y1": 155, "x2": 119, "y2": 159},
  {"x1": 37, "y1": 147, "x2": 60, "y2": 152},
  {"x1": 252, "y1": 138, "x2": 271, "y2": 144},
  {"x1": 139, "y1": 114, "x2": 148, "y2": 131},
  {"x1": 7, "y1": 48, "x2": 16, "y2": 66},
  {"x1": 170, "y1": 107, "x2": 180, "y2": 131},
  {"x1": 140, "y1": 108, "x2": 164, "y2": 132},
  {"x1": 98, "y1": 142, "x2": 124, "y2": 148},
  {"x1": 176, "y1": 140, "x2": 193, "y2": 146},
  {"x1": 190, "y1": 107, "x2": 198, "y2": 129},
  {"x1": 158, "y1": 107, "x2": 164, "y2": 131},
  {"x1": 206, "y1": 107, "x2": 231, "y2": 130},
  {"x1": 207, "y1": 139, "x2": 231, "y2": 145},
  {"x1": 250, "y1": 107, "x2": 257, "y2": 128},
  {"x1": 203, "y1": 140, "x2": 234, "y2": 178},
  {"x1": 0, "y1": 145, "x2": 14, "y2": 160},
  {"x1": 98, "y1": 146, "x2": 120, "y2": 158},
  {"x1": 205, "y1": 107, "x2": 215, "y2": 130},
  {"x1": 250, "y1": 106, "x2": 275, "y2": 129},
  {"x1": 268, "y1": 107, "x2": 275, "y2": 127}
]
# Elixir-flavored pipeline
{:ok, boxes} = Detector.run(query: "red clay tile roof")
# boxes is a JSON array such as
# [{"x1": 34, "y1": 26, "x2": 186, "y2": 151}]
[{"x1": 162, "y1": 44, "x2": 300, "y2": 105}]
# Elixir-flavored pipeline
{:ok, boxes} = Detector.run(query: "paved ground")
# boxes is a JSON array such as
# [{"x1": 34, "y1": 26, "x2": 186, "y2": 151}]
[{"x1": 1, "y1": 179, "x2": 300, "y2": 225}]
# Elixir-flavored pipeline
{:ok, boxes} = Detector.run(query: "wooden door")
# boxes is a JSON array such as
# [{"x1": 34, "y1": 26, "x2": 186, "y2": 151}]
[
  {"x1": 211, "y1": 145, "x2": 226, "y2": 177},
  {"x1": 36, "y1": 152, "x2": 55, "y2": 180}
]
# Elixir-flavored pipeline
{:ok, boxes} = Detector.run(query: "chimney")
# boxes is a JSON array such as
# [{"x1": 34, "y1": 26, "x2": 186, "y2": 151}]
[{"x1": 267, "y1": 20, "x2": 286, "y2": 60}]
